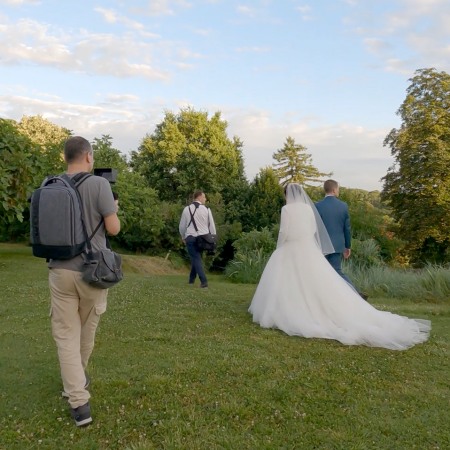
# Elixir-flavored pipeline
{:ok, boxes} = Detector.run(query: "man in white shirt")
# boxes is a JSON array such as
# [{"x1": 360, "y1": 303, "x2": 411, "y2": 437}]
[{"x1": 179, "y1": 190, "x2": 216, "y2": 288}]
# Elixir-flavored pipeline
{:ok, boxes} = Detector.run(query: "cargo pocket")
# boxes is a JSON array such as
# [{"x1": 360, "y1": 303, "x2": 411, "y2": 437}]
[{"x1": 95, "y1": 302, "x2": 107, "y2": 316}]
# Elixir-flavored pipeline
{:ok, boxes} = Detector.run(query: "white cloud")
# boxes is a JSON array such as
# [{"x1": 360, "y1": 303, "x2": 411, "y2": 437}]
[
  {"x1": 235, "y1": 46, "x2": 271, "y2": 53},
  {"x1": 129, "y1": 0, "x2": 192, "y2": 17},
  {"x1": 296, "y1": 5, "x2": 311, "y2": 14},
  {"x1": 0, "y1": 17, "x2": 194, "y2": 80},
  {"x1": 363, "y1": 37, "x2": 393, "y2": 55},
  {"x1": 236, "y1": 5, "x2": 255, "y2": 18},
  {"x1": 295, "y1": 4, "x2": 313, "y2": 21},
  {"x1": 94, "y1": 7, "x2": 160, "y2": 38},
  {"x1": 0, "y1": 0, "x2": 39, "y2": 4},
  {"x1": 349, "y1": 0, "x2": 450, "y2": 74},
  {"x1": 192, "y1": 27, "x2": 212, "y2": 37},
  {"x1": 0, "y1": 92, "x2": 162, "y2": 153}
]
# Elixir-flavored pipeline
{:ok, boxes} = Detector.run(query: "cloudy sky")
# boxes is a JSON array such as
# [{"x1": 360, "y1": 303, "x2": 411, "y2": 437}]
[{"x1": 1, "y1": 0, "x2": 449, "y2": 190}]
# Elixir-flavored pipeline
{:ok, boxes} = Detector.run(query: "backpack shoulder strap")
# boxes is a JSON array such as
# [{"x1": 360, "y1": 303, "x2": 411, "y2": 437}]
[
  {"x1": 62, "y1": 172, "x2": 92, "y2": 187},
  {"x1": 188, "y1": 203, "x2": 199, "y2": 232},
  {"x1": 61, "y1": 172, "x2": 94, "y2": 255}
]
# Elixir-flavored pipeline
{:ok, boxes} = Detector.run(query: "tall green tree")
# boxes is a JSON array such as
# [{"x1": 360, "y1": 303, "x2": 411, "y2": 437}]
[
  {"x1": 17, "y1": 115, "x2": 70, "y2": 148},
  {"x1": 131, "y1": 108, "x2": 245, "y2": 202},
  {"x1": 17, "y1": 115, "x2": 70, "y2": 178},
  {"x1": 382, "y1": 68, "x2": 450, "y2": 264},
  {"x1": 0, "y1": 118, "x2": 41, "y2": 226},
  {"x1": 272, "y1": 136, "x2": 331, "y2": 186},
  {"x1": 242, "y1": 167, "x2": 284, "y2": 231}
]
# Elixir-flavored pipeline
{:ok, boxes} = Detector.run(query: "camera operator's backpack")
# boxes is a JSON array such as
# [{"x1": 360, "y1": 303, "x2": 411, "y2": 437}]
[{"x1": 30, "y1": 173, "x2": 92, "y2": 260}]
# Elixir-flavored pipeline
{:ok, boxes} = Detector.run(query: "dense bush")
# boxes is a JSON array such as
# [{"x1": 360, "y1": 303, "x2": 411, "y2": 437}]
[{"x1": 225, "y1": 228, "x2": 276, "y2": 283}]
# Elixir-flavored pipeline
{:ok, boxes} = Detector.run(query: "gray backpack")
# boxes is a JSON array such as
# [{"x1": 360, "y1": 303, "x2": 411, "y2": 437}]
[{"x1": 30, "y1": 173, "x2": 92, "y2": 260}]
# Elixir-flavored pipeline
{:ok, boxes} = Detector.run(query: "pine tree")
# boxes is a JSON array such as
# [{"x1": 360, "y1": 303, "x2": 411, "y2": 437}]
[{"x1": 272, "y1": 136, "x2": 331, "y2": 186}]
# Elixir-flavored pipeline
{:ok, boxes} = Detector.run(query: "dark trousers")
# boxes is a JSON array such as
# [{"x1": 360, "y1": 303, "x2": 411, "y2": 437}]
[
  {"x1": 186, "y1": 236, "x2": 207, "y2": 285},
  {"x1": 325, "y1": 253, "x2": 356, "y2": 290}
]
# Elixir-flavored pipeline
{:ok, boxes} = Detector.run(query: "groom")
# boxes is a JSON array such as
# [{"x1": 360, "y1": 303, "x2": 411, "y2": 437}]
[{"x1": 315, "y1": 179, "x2": 367, "y2": 300}]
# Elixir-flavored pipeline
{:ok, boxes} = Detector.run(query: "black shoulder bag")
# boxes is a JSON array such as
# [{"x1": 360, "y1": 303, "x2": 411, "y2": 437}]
[
  {"x1": 68, "y1": 176, "x2": 123, "y2": 290},
  {"x1": 82, "y1": 224, "x2": 123, "y2": 289}
]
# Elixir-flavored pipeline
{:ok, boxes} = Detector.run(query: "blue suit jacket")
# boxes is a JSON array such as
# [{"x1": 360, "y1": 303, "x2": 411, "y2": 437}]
[{"x1": 315, "y1": 196, "x2": 351, "y2": 253}]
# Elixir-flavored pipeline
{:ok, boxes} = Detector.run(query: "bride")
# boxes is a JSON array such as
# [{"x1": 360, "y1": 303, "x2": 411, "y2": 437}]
[{"x1": 248, "y1": 183, "x2": 431, "y2": 350}]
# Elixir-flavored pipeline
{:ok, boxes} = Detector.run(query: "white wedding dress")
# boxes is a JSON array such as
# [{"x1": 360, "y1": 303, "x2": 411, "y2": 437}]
[{"x1": 249, "y1": 195, "x2": 431, "y2": 351}]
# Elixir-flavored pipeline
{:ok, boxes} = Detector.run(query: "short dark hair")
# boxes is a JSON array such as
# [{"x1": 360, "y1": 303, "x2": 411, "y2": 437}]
[
  {"x1": 193, "y1": 190, "x2": 204, "y2": 200},
  {"x1": 323, "y1": 179, "x2": 338, "y2": 194},
  {"x1": 64, "y1": 136, "x2": 92, "y2": 164}
]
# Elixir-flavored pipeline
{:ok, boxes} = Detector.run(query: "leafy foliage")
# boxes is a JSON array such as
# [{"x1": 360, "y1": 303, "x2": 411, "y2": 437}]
[
  {"x1": 131, "y1": 108, "x2": 246, "y2": 202},
  {"x1": 225, "y1": 227, "x2": 277, "y2": 283},
  {"x1": 17, "y1": 115, "x2": 69, "y2": 180},
  {"x1": 92, "y1": 135, "x2": 166, "y2": 253},
  {"x1": 1, "y1": 107, "x2": 435, "y2": 272},
  {"x1": 0, "y1": 119, "x2": 42, "y2": 225},
  {"x1": 92, "y1": 135, "x2": 129, "y2": 172},
  {"x1": 17, "y1": 115, "x2": 71, "y2": 147},
  {"x1": 241, "y1": 167, "x2": 284, "y2": 231},
  {"x1": 382, "y1": 68, "x2": 450, "y2": 264},
  {"x1": 339, "y1": 188, "x2": 403, "y2": 263}
]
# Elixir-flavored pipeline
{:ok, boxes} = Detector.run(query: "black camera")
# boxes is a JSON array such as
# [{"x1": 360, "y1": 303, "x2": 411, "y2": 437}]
[
  {"x1": 94, "y1": 168, "x2": 118, "y2": 199},
  {"x1": 94, "y1": 168, "x2": 117, "y2": 184}
]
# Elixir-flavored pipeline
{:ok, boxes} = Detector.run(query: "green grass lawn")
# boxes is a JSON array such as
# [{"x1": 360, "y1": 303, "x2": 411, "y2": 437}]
[{"x1": 0, "y1": 244, "x2": 449, "y2": 450}]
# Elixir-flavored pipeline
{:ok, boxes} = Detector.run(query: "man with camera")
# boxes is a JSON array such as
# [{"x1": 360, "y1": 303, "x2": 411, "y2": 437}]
[
  {"x1": 179, "y1": 190, "x2": 216, "y2": 289},
  {"x1": 47, "y1": 136, "x2": 120, "y2": 426}
]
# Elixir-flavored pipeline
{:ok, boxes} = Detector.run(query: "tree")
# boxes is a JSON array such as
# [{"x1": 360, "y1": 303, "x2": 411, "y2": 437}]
[
  {"x1": 113, "y1": 171, "x2": 165, "y2": 252},
  {"x1": 382, "y1": 68, "x2": 450, "y2": 264},
  {"x1": 339, "y1": 189, "x2": 402, "y2": 263},
  {"x1": 0, "y1": 116, "x2": 72, "y2": 240},
  {"x1": 131, "y1": 107, "x2": 246, "y2": 202},
  {"x1": 0, "y1": 118, "x2": 41, "y2": 226},
  {"x1": 272, "y1": 136, "x2": 331, "y2": 186},
  {"x1": 92, "y1": 135, "x2": 128, "y2": 172},
  {"x1": 242, "y1": 167, "x2": 284, "y2": 231},
  {"x1": 17, "y1": 115, "x2": 71, "y2": 148},
  {"x1": 17, "y1": 115, "x2": 70, "y2": 178}
]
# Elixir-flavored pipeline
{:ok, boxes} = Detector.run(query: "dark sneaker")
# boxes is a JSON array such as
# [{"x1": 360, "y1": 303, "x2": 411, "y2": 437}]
[
  {"x1": 62, "y1": 372, "x2": 90, "y2": 399},
  {"x1": 200, "y1": 283, "x2": 208, "y2": 289},
  {"x1": 70, "y1": 402, "x2": 92, "y2": 427}
]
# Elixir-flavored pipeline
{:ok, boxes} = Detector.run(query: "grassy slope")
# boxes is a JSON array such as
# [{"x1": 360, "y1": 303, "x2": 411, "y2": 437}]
[{"x1": 0, "y1": 244, "x2": 449, "y2": 450}]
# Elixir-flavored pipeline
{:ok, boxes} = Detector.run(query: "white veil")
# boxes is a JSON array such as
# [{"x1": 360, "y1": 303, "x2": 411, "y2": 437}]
[{"x1": 285, "y1": 183, "x2": 335, "y2": 255}]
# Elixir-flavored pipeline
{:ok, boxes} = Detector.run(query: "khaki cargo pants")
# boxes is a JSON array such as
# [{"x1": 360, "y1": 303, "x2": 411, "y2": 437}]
[{"x1": 49, "y1": 268, "x2": 108, "y2": 408}]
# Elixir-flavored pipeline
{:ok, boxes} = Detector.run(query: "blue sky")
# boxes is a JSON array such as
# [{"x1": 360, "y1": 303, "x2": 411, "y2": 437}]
[{"x1": 1, "y1": 0, "x2": 449, "y2": 190}]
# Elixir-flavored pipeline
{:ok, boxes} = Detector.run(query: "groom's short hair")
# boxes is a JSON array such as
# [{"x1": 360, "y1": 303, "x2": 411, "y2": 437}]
[
  {"x1": 324, "y1": 179, "x2": 339, "y2": 194},
  {"x1": 193, "y1": 190, "x2": 204, "y2": 200}
]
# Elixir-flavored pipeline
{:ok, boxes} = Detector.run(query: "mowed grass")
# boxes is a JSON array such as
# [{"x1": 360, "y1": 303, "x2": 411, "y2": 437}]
[{"x1": 0, "y1": 243, "x2": 449, "y2": 450}]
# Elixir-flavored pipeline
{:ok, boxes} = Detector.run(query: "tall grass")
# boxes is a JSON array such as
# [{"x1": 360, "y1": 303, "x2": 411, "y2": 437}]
[
  {"x1": 224, "y1": 249, "x2": 270, "y2": 284},
  {"x1": 346, "y1": 262, "x2": 450, "y2": 302},
  {"x1": 1, "y1": 244, "x2": 449, "y2": 450}
]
